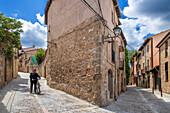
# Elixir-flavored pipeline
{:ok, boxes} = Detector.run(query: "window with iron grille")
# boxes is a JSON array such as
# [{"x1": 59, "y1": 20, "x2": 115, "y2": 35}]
[
  {"x1": 112, "y1": 41, "x2": 115, "y2": 63},
  {"x1": 165, "y1": 41, "x2": 168, "y2": 57},
  {"x1": 165, "y1": 62, "x2": 168, "y2": 82},
  {"x1": 147, "y1": 45, "x2": 149, "y2": 52},
  {"x1": 147, "y1": 59, "x2": 149, "y2": 67}
]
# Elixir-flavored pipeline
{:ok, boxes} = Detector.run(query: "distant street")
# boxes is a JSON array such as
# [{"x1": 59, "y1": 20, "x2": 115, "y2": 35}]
[{"x1": 0, "y1": 72, "x2": 170, "y2": 113}]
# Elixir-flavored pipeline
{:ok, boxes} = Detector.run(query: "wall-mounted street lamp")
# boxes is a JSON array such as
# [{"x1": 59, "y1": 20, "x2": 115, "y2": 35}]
[
  {"x1": 113, "y1": 25, "x2": 121, "y2": 37},
  {"x1": 104, "y1": 25, "x2": 122, "y2": 43}
]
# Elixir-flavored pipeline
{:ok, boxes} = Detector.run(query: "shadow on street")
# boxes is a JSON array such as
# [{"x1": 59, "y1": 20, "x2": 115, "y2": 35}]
[
  {"x1": 103, "y1": 86, "x2": 170, "y2": 113},
  {"x1": 0, "y1": 74, "x2": 29, "y2": 113}
]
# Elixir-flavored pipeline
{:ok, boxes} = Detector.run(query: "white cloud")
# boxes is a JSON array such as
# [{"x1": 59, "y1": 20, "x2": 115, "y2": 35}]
[
  {"x1": 120, "y1": 0, "x2": 170, "y2": 49},
  {"x1": 12, "y1": 13, "x2": 18, "y2": 17},
  {"x1": 36, "y1": 13, "x2": 45, "y2": 24},
  {"x1": 18, "y1": 19, "x2": 47, "y2": 49}
]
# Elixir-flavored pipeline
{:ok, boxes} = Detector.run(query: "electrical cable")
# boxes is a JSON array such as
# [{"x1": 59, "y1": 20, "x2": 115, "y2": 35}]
[
  {"x1": 80, "y1": 0, "x2": 105, "y2": 22},
  {"x1": 98, "y1": 0, "x2": 103, "y2": 18}
]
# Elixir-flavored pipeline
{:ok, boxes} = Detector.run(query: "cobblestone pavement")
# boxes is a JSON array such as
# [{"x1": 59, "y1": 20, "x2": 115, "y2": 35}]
[
  {"x1": 0, "y1": 72, "x2": 111, "y2": 113},
  {"x1": 105, "y1": 86, "x2": 170, "y2": 113},
  {"x1": 0, "y1": 72, "x2": 170, "y2": 113}
]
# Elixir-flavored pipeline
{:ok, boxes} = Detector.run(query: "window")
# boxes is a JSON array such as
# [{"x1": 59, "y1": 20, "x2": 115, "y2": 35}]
[
  {"x1": 165, "y1": 41, "x2": 168, "y2": 57},
  {"x1": 143, "y1": 50, "x2": 144, "y2": 56},
  {"x1": 147, "y1": 45, "x2": 149, "y2": 52},
  {"x1": 111, "y1": 11, "x2": 115, "y2": 24},
  {"x1": 165, "y1": 62, "x2": 168, "y2": 82},
  {"x1": 147, "y1": 59, "x2": 149, "y2": 71},
  {"x1": 112, "y1": 41, "x2": 115, "y2": 63},
  {"x1": 147, "y1": 59, "x2": 149, "y2": 67}
]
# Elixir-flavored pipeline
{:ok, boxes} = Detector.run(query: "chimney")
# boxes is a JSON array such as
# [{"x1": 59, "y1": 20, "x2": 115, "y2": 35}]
[{"x1": 33, "y1": 45, "x2": 35, "y2": 48}]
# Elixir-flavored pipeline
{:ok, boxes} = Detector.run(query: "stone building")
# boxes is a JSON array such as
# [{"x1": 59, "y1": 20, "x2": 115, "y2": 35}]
[
  {"x1": 129, "y1": 58, "x2": 137, "y2": 86},
  {"x1": 38, "y1": 50, "x2": 48, "y2": 78},
  {"x1": 45, "y1": 0, "x2": 127, "y2": 106},
  {"x1": 130, "y1": 30, "x2": 170, "y2": 91},
  {"x1": 0, "y1": 48, "x2": 19, "y2": 89},
  {"x1": 156, "y1": 31, "x2": 170, "y2": 94},
  {"x1": 18, "y1": 45, "x2": 39, "y2": 73}
]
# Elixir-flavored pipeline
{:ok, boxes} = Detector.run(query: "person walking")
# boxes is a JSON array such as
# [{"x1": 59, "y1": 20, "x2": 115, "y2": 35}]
[{"x1": 30, "y1": 69, "x2": 41, "y2": 93}]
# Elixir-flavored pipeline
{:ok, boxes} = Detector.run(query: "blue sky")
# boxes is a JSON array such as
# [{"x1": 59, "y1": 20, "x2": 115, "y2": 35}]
[
  {"x1": 0, "y1": 0, "x2": 169, "y2": 50},
  {"x1": 0, "y1": 0, "x2": 48, "y2": 23}
]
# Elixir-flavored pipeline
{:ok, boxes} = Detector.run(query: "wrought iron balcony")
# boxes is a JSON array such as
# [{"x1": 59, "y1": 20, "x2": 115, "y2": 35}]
[
  {"x1": 119, "y1": 59, "x2": 124, "y2": 70},
  {"x1": 145, "y1": 66, "x2": 149, "y2": 72},
  {"x1": 119, "y1": 45, "x2": 124, "y2": 52},
  {"x1": 141, "y1": 68, "x2": 145, "y2": 74}
]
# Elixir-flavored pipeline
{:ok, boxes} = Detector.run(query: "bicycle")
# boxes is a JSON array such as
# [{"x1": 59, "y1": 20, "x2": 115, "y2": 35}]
[{"x1": 36, "y1": 79, "x2": 41, "y2": 94}]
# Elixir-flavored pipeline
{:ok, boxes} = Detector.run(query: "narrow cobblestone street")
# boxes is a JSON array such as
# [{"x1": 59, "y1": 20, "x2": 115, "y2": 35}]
[{"x1": 0, "y1": 72, "x2": 170, "y2": 113}]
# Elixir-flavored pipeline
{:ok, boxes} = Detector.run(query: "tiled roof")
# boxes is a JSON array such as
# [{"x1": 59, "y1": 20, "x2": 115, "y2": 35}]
[{"x1": 19, "y1": 47, "x2": 38, "y2": 54}]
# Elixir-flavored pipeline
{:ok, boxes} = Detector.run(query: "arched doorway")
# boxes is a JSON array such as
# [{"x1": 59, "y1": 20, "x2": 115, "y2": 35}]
[{"x1": 108, "y1": 69, "x2": 113, "y2": 99}]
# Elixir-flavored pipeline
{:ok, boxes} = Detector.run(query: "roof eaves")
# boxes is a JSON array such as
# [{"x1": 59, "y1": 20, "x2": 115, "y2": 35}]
[
  {"x1": 156, "y1": 31, "x2": 170, "y2": 48},
  {"x1": 138, "y1": 37, "x2": 151, "y2": 51},
  {"x1": 112, "y1": 0, "x2": 122, "y2": 18},
  {"x1": 45, "y1": 0, "x2": 53, "y2": 25}
]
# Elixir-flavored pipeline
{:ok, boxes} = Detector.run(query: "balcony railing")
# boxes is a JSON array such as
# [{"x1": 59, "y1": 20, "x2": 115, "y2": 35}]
[
  {"x1": 141, "y1": 68, "x2": 145, "y2": 74},
  {"x1": 119, "y1": 45, "x2": 124, "y2": 52},
  {"x1": 119, "y1": 59, "x2": 124, "y2": 70},
  {"x1": 137, "y1": 71, "x2": 141, "y2": 77},
  {"x1": 145, "y1": 66, "x2": 149, "y2": 72}
]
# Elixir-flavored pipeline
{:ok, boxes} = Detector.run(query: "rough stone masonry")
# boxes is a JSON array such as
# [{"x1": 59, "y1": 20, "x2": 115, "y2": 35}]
[{"x1": 47, "y1": 16, "x2": 103, "y2": 106}]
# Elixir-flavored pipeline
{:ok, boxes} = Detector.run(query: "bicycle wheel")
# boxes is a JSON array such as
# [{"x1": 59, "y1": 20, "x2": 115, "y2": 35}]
[{"x1": 36, "y1": 82, "x2": 40, "y2": 94}]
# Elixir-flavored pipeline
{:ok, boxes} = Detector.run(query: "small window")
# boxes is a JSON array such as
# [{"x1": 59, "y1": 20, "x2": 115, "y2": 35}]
[
  {"x1": 165, "y1": 41, "x2": 168, "y2": 57},
  {"x1": 147, "y1": 59, "x2": 149, "y2": 67},
  {"x1": 49, "y1": 48, "x2": 50, "y2": 55},
  {"x1": 111, "y1": 11, "x2": 115, "y2": 24},
  {"x1": 143, "y1": 50, "x2": 144, "y2": 56},
  {"x1": 147, "y1": 45, "x2": 149, "y2": 52},
  {"x1": 165, "y1": 62, "x2": 168, "y2": 82},
  {"x1": 48, "y1": 25, "x2": 50, "y2": 32}
]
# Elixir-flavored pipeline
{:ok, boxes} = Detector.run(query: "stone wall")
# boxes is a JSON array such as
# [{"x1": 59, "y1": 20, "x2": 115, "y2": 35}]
[
  {"x1": 47, "y1": 16, "x2": 103, "y2": 105},
  {"x1": 99, "y1": 26, "x2": 126, "y2": 106},
  {"x1": 0, "y1": 52, "x2": 19, "y2": 89},
  {"x1": 46, "y1": 15, "x2": 126, "y2": 106},
  {"x1": 0, "y1": 53, "x2": 5, "y2": 89},
  {"x1": 38, "y1": 61, "x2": 46, "y2": 78},
  {"x1": 160, "y1": 38, "x2": 170, "y2": 94}
]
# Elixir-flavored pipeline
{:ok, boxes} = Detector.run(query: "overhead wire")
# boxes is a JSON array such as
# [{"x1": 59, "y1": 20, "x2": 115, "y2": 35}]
[{"x1": 80, "y1": 0, "x2": 144, "y2": 54}]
